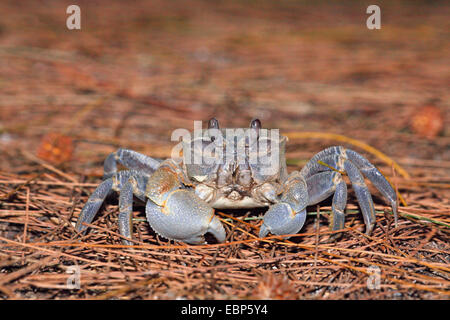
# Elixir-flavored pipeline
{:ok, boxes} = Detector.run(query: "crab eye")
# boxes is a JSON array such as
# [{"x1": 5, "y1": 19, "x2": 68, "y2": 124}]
[
  {"x1": 208, "y1": 117, "x2": 220, "y2": 129},
  {"x1": 250, "y1": 118, "x2": 261, "y2": 130}
]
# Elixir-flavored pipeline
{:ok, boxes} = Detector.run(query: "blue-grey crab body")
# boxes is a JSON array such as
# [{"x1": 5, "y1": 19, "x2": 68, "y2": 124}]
[{"x1": 75, "y1": 118, "x2": 398, "y2": 245}]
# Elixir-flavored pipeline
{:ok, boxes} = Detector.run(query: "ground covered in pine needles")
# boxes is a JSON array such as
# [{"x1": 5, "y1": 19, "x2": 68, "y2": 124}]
[{"x1": 0, "y1": 0, "x2": 449, "y2": 299}]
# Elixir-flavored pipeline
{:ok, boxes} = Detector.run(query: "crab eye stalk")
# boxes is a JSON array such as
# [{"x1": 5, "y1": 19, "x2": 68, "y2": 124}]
[
  {"x1": 249, "y1": 118, "x2": 261, "y2": 142},
  {"x1": 250, "y1": 118, "x2": 261, "y2": 130},
  {"x1": 207, "y1": 117, "x2": 220, "y2": 142},
  {"x1": 208, "y1": 117, "x2": 220, "y2": 129}
]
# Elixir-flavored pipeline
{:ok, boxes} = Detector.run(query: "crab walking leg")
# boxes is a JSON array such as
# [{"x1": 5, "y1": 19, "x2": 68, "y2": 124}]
[
  {"x1": 259, "y1": 172, "x2": 308, "y2": 238},
  {"x1": 344, "y1": 149, "x2": 398, "y2": 225},
  {"x1": 103, "y1": 148, "x2": 162, "y2": 179},
  {"x1": 118, "y1": 180, "x2": 134, "y2": 245},
  {"x1": 304, "y1": 153, "x2": 377, "y2": 233},
  {"x1": 75, "y1": 178, "x2": 114, "y2": 234},
  {"x1": 331, "y1": 180, "x2": 347, "y2": 231},
  {"x1": 306, "y1": 171, "x2": 340, "y2": 205},
  {"x1": 343, "y1": 160, "x2": 377, "y2": 233},
  {"x1": 143, "y1": 160, "x2": 226, "y2": 244},
  {"x1": 301, "y1": 146, "x2": 398, "y2": 226},
  {"x1": 118, "y1": 175, "x2": 148, "y2": 245},
  {"x1": 305, "y1": 171, "x2": 347, "y2": 231},
  {"x1": 300, "y1": 148, "x2": 345, "y2": 179},
  {"x1": 75, "y1": 170, "x2": 136, "y2": 234}
]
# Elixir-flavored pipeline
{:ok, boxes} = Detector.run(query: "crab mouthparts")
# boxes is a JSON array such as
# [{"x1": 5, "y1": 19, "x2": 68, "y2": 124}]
[{"x1": 227, "y1": 190, "x2": 242, "y2": 201}]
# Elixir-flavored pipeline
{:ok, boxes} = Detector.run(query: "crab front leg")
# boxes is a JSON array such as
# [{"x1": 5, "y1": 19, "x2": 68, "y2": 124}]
[
  {"x1": 259, "y1": 171, "x2": 308, "y2": 238},
  {"x1": 144, "y1": 160, "x2": 226, "y2": 244}
]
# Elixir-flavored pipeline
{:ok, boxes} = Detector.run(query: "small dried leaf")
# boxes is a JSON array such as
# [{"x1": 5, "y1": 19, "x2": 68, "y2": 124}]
[
  {"x1": 37, "y1": 132, "x2": 74, "y2": 165},
  {"x1": 410, "y1": 105, "x2": 444, "y2": 139}
]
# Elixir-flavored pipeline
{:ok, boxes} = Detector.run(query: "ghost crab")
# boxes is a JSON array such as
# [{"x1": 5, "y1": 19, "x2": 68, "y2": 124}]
[{"x1": 75, "y1": 118, "x2": 398, "y2": 245}]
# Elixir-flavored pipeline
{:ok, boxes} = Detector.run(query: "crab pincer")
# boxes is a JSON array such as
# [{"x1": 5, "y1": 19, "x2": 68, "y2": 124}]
[
  {"x1": 144, "y1": 161, "x2": 226, "y2": 244},
  {"x1": 259, "y1": 172, "x2": 308, "y2": 238},
  {"x1": 145, "y1": 189, "x2": 225, "y2": 244}
]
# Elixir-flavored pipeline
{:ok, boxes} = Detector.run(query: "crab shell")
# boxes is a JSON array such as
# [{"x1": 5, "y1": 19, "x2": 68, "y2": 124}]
[{"x1": 179, "y1": 128, "x2": 289, "y2": 209}]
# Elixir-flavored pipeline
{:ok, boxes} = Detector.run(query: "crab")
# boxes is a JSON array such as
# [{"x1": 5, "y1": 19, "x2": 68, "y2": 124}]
[{"x1": 75, "y1": 118, "x2": 398, "y2": 245}]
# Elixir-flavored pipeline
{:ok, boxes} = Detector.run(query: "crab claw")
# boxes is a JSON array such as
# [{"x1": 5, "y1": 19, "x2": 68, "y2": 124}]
[
  {"x1": 259, "y1": 202, "x2": 306, "y2": 238},
  {"x1": 145, "y1": 189, "x2": 226, "y2": 244}
]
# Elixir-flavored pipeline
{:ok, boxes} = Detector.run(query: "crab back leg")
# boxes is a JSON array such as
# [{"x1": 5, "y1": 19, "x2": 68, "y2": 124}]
[
  {"x1": 103, "y1": 148, "x2": 162, "y2": 179},
  {"x1": 301, "y1": 146, "x2": 398, "y2": 233},
  {"x1": 144, "y1": 160, "x2": 226, "y2": 244},
  {"x1": 302, "y1": 153, "x2": 377, "y2": 233},
  {"x1": 75, "y1": 178, "x2": 114, "y2": 234},
  {"x1": 75, "y1": 170, "x2": 137, "y2": 234},
  {"x1": 117, "y1": 174, "x2": 149, "y2": 245},
  {"x1": 306, "y1": 171, "x2": 348, "y2": 232},
  {"x1": 345, "y1": 149, "x2": 398, "y2": 225}
]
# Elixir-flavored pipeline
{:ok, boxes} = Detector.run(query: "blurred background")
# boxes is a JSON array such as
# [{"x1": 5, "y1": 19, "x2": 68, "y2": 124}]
[{"x1": 0, "y1": 0, "x2": 448, "y2": 173}]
